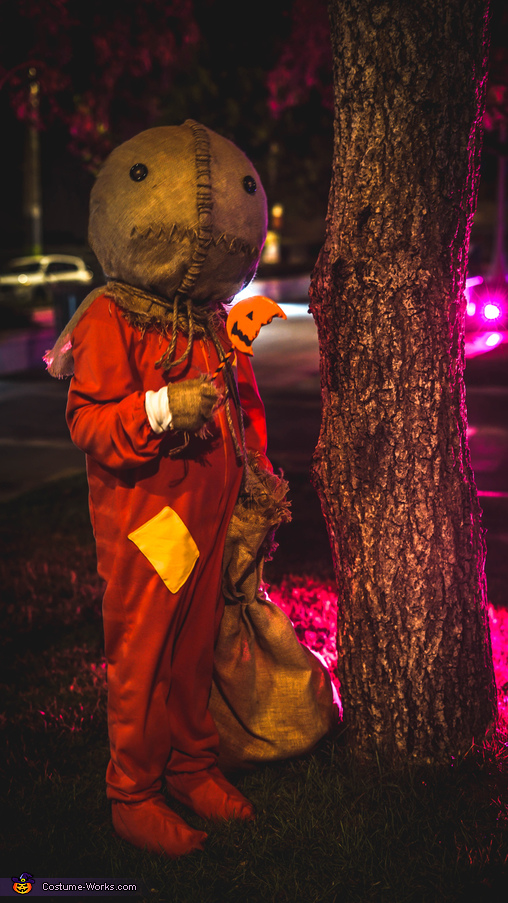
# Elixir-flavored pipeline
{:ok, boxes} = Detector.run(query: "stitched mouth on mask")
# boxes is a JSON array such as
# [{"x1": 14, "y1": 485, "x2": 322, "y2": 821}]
[{"x1": 129, "y1": 222, "x2": 261, "y2": 261}]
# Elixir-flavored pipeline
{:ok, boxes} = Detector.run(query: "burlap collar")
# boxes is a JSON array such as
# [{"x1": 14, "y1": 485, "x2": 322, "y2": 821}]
[
  {"x1": 104, "y1": 281, "x2": 226, "y2": 337},
  {"x1": 44, "y1": 281, "x2": 227, "y2": 378}
]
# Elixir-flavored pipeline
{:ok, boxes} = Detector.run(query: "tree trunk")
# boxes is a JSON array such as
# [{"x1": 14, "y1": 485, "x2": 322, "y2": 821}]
[{"x1": 309, "y1": 0, "x2": 498, "y2": 761}]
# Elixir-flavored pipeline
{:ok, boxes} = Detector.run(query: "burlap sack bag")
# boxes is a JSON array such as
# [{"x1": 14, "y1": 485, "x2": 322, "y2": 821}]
[{"x1": 210, "y1": 457, "x2": 340, "y2": 770}]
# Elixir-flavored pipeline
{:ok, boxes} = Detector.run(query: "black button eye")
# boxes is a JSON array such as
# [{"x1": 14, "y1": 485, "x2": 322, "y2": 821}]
[
  {"x1": 130, "y1": 163, "x2": 148, "y2": 182},
  {"x1": 243, "y1": 175, "x2": 257, "y2": 194}
]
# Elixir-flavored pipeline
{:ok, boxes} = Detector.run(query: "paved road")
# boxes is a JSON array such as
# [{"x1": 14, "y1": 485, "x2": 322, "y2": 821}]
[{"x1": 1, "y1": 278, "x2": 507, "y2": 602}]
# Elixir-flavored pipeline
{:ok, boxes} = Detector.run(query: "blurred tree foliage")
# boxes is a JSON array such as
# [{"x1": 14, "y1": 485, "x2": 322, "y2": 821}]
[
  {"x1": 0, "y1": 0, "x2": 334, "y2": 234},
  {"x1": 483, "y1": 0, "x2": 508, "y2": 146},
  {"x1": 159, "y1": 0, "x2": 334, "y2": 227},
  {"x1": 0, "y1": 0, "x2": 199, "y2": 169}
]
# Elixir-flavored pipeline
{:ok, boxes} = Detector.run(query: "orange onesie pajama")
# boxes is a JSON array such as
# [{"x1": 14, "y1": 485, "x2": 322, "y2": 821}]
[
  {"x1": 66, "y1": 294, "x2": 269, "y2": 854},
  {"x1": 46, "y1": 117, "x2": 272, "y2": 856}
]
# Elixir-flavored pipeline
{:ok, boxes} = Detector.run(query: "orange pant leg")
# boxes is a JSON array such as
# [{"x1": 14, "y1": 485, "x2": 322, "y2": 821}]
[{"x1": 103, "y1": 540, "x2": 224, "y2": 802}]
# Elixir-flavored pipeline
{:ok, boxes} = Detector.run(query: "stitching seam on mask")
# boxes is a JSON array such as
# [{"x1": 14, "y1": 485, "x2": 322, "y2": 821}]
[{"x1": 175, "y1": 120, "x2": 214, "y2": 298}]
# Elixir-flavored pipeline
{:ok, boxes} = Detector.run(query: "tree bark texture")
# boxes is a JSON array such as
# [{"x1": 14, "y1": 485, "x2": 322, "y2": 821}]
[{"x1": 309, "y1": 0, "x2": 498, "y2": 761}]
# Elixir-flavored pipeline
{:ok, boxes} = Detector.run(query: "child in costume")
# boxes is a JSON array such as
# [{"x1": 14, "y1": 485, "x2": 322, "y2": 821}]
[{"x1": 47, "y1": 120, "x2": 272, "y2": 857}]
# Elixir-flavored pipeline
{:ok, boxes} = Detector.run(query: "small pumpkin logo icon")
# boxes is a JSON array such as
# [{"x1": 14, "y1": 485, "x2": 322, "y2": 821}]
[{"x1": 11, "y1": 873, "x2": 34, "y2": 894}]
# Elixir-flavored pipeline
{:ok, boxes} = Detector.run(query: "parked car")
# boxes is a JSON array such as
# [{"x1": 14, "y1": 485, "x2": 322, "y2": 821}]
[{"x1": 0, "y1": 254, "x2": 94, "y2": 305}]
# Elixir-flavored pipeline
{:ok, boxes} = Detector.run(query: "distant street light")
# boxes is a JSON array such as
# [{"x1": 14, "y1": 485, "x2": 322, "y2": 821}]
[
  {"x1": 23, "y1": 67, "x2": 43, "y2": 255},
  {"x1": 0, "y1": 62, "x2": 44, "y2": 256}
]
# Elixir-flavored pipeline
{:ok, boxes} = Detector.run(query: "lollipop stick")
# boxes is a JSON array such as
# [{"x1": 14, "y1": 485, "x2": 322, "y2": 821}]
[{"x1": 211, "y1": 348, "x2": 235, "y2": 379}]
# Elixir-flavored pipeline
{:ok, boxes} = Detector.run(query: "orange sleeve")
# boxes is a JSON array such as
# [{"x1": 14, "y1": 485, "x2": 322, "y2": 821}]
[
  {"x1": 236, "y1": 352, "x2": 272, "y2": 472},
  {"x1": 66, "y1": 298, "x2": 163, "y2": 470}
]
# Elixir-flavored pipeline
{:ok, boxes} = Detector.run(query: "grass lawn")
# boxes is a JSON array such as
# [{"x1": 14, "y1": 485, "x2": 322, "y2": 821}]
[{"x1": 1, "y1": 474, "x2": 507, "y2": 902}]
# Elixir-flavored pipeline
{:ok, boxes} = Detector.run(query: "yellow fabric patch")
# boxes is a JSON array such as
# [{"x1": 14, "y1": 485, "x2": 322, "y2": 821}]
[{"x1": 128, "y1": 506, "x2": 199, "y2": 594}]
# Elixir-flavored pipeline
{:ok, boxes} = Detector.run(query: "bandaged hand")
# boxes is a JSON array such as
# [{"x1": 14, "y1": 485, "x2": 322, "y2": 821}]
[{"x1": 167, "y1": 376, "x2": 219, "y2": 432}]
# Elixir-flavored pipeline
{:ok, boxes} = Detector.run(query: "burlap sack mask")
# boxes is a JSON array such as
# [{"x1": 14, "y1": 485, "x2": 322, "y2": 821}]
[{"x1": 88, "y1": 119, "x2": 268, "y2": 304}]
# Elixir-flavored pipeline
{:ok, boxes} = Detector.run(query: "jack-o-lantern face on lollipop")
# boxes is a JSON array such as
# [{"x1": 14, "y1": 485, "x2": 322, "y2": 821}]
[{"x1": 226, "y1": 296, "x2": 287, "y2": 356}]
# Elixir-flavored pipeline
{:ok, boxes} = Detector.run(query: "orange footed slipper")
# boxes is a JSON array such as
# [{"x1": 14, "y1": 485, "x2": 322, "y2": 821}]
[
  {"x1": 166, "y1": 766, "x2": 256, "y2": 822},
  {"x1": 111, "y1": 795, "x2": 208, "y2": 857}
]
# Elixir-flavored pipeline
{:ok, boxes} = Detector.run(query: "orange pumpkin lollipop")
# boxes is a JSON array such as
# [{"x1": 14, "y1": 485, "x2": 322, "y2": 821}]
[{"x1": 226, "y1": 295, "x2": 287, "y2": 356}]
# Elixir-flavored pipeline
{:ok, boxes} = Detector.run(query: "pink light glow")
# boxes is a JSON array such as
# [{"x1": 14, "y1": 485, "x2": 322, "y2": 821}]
[
  {"x1": 477, "y1": 490, "x2": 508, "y2": 499},
  {"x1": 465, "y1": 331, "x2": 507, "y2": 357},
  {"x1": 271, "y1": 579, "x2": 508, "y2": 730},
  {"x1": 483, "y1": 302, "x2": 502, "y2": 321},
  {"x1": 465, "y1": 275, "x2": 483, "y2": 313},
  {"x1": 31, "y1": 309, "x2": 55, "y2": 326},
  {"x1": 488, "y1": 605, "x2": 508, "y2": 728}
]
